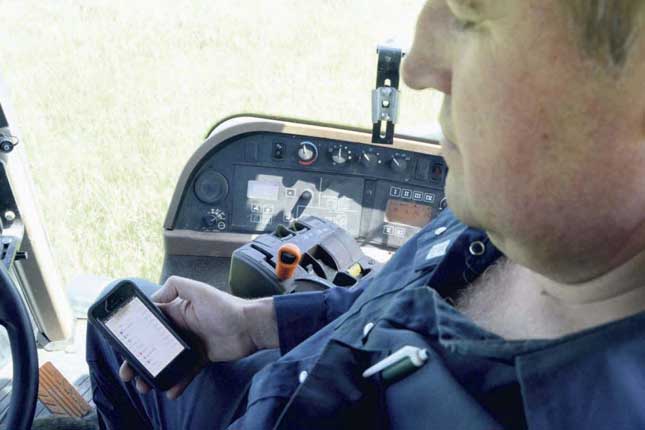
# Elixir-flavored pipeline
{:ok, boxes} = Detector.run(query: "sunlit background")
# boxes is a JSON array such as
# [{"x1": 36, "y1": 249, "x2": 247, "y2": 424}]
[{"x1": 0, "y1": 0, "x2": 442, "y2": 286}]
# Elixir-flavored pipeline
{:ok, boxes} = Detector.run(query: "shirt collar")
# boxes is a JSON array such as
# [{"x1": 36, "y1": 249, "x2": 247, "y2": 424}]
[{"x1": 413, "y1": 209, "x2": 503, "y2": 301}]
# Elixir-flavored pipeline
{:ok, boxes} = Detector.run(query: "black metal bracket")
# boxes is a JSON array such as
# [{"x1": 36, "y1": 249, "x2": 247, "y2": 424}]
[{"x1": 371, "y1": 45, "x2": 404, "y2": 145}]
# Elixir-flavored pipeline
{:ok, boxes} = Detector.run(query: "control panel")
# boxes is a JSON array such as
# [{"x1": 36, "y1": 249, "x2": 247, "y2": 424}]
[{"x1": 173, "y1": 131, "x2": 446, "y2": 249}]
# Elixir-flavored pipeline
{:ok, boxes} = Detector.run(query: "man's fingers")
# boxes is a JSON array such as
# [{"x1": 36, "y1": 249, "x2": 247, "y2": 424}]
[
  {"x1": 119, "y1": 361, "x2": 134, "y2": 382},
  {"x1": 165, "y1": 377, "x2": 191, "y2": 400},
  {"x1": 120, "y1": 359, "x2": 198, "y2": 398},
  {"x1": 120, "y1": 361, "x2": 152, "y2": 394},
  {"x1": 135, "y1": 376, "x2": 151, "y2": 394},
  {"x1": 152, "y1": 276, "x2": 202, "y2": 304},
  {"x1": 165, "y1": 363, "x2": 202, "y2": 400}
]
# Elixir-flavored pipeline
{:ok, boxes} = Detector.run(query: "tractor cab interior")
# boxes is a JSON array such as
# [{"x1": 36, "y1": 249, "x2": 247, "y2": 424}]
[{"x1": 0, "y1": 37, "x2": 447, "y2": 428}]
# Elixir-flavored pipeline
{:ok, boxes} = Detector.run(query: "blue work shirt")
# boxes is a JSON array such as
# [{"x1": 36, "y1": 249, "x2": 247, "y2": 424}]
[{"x1": 229, "y1": 209, "x2": 645, "y2": 429}]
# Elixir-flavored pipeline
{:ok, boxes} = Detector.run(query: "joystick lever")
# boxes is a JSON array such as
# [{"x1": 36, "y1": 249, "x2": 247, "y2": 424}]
[{"x1": 276, "y1": 243, "x2": 302, "y2": 281}]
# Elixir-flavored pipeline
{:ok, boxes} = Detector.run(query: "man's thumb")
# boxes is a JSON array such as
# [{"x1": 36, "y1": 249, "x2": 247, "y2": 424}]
[{"x1": 152, "y1": 276, "x2": 197, "y2": 304}]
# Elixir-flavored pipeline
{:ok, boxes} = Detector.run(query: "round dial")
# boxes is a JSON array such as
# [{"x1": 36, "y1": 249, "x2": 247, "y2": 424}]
[
  {"x1": 298, "y1": 141, "x2": 318, "y2": 165},
  {"x1": 360, "y1": 151, "x2": 378, "y2": 169},
  {"x1": 329, "y1": 145, "x2": 349, "y2": 165},
  {"x1": 390, "y1": 155, "x2": 409, "y2": 173},
  {"x1": 194, "y1": 170, "x2": 229, "y2": 204}
]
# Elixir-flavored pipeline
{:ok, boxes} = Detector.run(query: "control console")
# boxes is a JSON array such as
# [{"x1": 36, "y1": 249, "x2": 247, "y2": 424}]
[{"x1": 171, "y1": 125, "x2": 446, "y2": 250}]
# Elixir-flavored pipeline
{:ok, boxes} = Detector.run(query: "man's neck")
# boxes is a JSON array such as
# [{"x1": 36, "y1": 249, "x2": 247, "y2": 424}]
[
  {"x1": 538, "y1": 248, "x2": 645, "y2": 305},
  {"x1": 526, "y1": 249, "x2": 645, "y2": 335},
  {"x1": 455, "y1": 252, "x2": 645, "y2": 340}
]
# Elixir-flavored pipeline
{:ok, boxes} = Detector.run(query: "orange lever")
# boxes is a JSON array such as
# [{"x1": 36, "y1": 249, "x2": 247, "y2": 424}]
[{"x1": 276, "y1": 243, "x2": 302, "y2": 281}]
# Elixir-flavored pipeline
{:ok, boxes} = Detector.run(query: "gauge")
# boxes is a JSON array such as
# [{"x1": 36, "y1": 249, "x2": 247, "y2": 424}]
[
  {"x1": 298, "y1": 141, "x2": 318, "y2": 165},
  {"x1": 194, "y1": 170, "x2": 229, "y2": 204}
]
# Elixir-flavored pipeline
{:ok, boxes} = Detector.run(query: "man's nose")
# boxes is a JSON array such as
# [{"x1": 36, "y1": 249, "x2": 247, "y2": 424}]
[
  {"x1": 402, "y1": 2, "x2": 453, "y2": 95},
  {"x1": 402, "y1": 50, "x2": 452, "y2": 95}
]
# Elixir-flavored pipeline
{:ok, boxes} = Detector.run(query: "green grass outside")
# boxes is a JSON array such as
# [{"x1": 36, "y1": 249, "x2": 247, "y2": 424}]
[{"x1": 0, "y1": 0, "x2": 441, "y2": 286}]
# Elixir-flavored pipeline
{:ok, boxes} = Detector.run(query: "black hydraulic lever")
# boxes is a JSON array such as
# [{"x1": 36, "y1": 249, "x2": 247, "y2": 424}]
[{"x1": 372, "y1": 45, "x2": 404, "y2": 145}]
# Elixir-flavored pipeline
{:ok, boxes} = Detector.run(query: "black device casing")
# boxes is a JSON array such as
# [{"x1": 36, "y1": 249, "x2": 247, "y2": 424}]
[{"x1": 87, "y1": 280, "x2": 198, "y2": 391}]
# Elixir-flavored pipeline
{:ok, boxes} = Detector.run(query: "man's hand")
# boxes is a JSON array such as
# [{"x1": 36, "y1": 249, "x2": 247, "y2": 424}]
[{"x1": 119, "y1": 276, "x2": 278, "y2": 399}]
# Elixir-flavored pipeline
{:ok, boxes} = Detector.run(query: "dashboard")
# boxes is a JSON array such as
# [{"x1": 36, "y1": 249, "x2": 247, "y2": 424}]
[{"x1": 161, "y1": 116, "x2": 445, "y2": 287}]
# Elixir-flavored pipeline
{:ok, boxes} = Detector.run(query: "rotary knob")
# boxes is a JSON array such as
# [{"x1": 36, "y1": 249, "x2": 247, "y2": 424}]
[
  {"x1": 360, "y1": 151, "x2": 378, "y2": 169},
  {"x1": 298, "y1": 141, "x2": 318, "y2": 165},
  {"x1": 329, "y1": 145, "x2": 349, "y2": 165},
  {"x1": 390, "y1": 155, "x2": 408, "y2": 173}
]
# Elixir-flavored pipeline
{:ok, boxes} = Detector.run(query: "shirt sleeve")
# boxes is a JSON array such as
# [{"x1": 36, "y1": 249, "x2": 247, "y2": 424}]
[{"x1": 273, "y1": 278, "x2": 371, "y2": 355}]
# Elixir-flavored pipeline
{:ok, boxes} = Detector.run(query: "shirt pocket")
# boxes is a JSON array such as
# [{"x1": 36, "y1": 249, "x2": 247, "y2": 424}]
[
  {"x1": 273, "y1": 340, "x2": 388, "y2": 430},
  {"x1": 246, "y1": 355, "x2": 320, "y2": 407},
  {"x1": 227, "y1": 356, "x2": 322, "y2": 430},
  {"x1": 383, "y1": 344, "x2": 504, "y2": 430}
]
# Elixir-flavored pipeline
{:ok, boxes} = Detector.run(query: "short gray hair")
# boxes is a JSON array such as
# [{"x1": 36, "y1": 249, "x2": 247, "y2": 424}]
[{"x1": 562, "y1": 0, "x2": 644, "y2": 68}]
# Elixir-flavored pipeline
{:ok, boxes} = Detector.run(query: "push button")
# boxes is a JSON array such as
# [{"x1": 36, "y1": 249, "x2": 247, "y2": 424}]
[
  {"x1": 280, "y1": 252, "x2": 297, "y2": 265},
  {"x1": 434, "y1": 226, "x2": 447, "y2": 236},
  {"x1": 363, "y1": 322, "x2": 375, "y2": 337}
]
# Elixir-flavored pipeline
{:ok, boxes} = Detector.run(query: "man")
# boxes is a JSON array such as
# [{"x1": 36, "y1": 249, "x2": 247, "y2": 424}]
[{"x1": 86, "y1": 0, "x2": 645, "y2": 428}]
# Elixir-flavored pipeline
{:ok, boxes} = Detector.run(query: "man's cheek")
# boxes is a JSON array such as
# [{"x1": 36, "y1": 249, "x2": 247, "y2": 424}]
[{"x1": 463, "y1": 122, "x2": 555, "y2": 229}]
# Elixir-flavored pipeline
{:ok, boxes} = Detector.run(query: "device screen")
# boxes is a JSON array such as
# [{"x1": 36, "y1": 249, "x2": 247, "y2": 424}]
[
  {"x1": 247, "y1": 180, "x2": 280, "y2": 201},
  {"x1": 385, "y1": 199, "x2": 433, "y2": 228},
  {"x1": 104, "y1": 296, "x2": 185, "y2": 377}
]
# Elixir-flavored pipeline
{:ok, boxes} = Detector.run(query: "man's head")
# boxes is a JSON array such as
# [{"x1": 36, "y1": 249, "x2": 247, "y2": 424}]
[
  {"x1": 562, "y1": 0, "x2": 644, "y2": 69},
  {"x1": 403, "y1": 0, "x2": 645, "y2": 284}
]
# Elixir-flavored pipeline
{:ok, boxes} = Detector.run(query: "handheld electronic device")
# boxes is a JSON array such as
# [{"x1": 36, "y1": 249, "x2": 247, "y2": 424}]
[{"x1": 88, "y1": 280, "x2": 198, "y2": 390}]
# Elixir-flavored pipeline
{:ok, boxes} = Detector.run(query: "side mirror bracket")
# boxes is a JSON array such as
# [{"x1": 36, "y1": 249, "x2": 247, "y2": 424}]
[{"x1": 371, "y1": 44, "x2": 405, "y2": 145}]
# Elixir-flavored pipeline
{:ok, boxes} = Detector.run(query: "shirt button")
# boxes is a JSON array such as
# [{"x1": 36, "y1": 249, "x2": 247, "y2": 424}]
[
  {"x1": 299, "y1": 370, "x2": 308, "y2": 384},
  {"x1": 434, "y1": 226, "x2": 447, "y2": 236},
  {"x1": 468, "y1": 241, "x2": 486, "y2": 256},
  {"x1": 363, "y1": 322, "x2": 375, "y2": 337}
]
